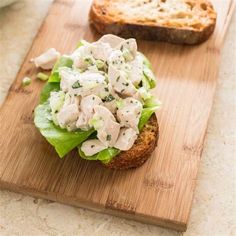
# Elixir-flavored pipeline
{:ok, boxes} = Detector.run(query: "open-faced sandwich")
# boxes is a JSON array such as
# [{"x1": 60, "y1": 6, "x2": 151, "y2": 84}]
[{"x1": 34, "y1": 34, "x2": 160, "y2": 169}]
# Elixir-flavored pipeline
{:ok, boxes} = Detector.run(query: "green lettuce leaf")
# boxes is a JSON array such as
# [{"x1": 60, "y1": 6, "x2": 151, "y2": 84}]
[
  {"x1": 48, "y1": 56, "x2": 73, "y2": 83},
  {"x1": 138, "y1": 106, "x2": 159, "y2": 131},
  {"x1": 143, "y1": 66, "x2": 156, "y2": 89},
  {"x1": 138, "y1": 52, "x2": 152, "y2": 69},
  {"x1": 78, "y1": 147, "x2": 120, "y2": 164},
  {"x1": 143, "y1": 96, "x2": 161, "y2": 108},
  {"x1": 34, "y1": 102, "x2": 94, "y2": 158},
  {"x1": 39, "y1": 82, "x2": 60, "y2": 104},
  {"x1": 138, "y1": 97, "x2": 161, "y2": 131},
  {"x1": 138, "y1": 52, "x2": 156, "y2": 89}
]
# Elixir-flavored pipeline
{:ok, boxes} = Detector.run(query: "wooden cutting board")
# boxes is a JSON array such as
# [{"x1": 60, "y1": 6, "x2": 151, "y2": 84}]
[{"x1": 0, "y1": 0, "x2": 234, "y2": 231}]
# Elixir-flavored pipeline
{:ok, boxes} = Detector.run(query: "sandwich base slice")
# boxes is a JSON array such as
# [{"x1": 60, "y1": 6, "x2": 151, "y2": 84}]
[
  {"x1": 89, "y1": 0, "x2": 217, "y2": 45},
  {"x1": 103, "y1": 114, "x2": 159, "y2": 170}
]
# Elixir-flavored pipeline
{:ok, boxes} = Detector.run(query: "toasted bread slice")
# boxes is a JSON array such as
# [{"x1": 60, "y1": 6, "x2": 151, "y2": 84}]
[
  {"x1": 90, "y1": 0, "x2": 217, "y2": 45},
  {"x1": 103, "y1": 114, "x2": 159, "y2": 170}
]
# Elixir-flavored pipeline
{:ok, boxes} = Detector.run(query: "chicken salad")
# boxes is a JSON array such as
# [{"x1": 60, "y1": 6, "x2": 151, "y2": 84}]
[{"x1": 34, "y1": 34, "x2": 160, "y2": 163}]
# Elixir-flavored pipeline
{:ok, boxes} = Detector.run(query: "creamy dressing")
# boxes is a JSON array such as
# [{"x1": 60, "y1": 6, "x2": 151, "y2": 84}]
[{"x1": 33, "y1": 48, "x2": 60, "y2": 70}]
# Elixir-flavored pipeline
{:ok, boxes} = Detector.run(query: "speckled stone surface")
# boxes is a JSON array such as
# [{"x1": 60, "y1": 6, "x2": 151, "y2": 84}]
[{"x1": 0, "y1": 1, "x2": 235, "y2": 235}]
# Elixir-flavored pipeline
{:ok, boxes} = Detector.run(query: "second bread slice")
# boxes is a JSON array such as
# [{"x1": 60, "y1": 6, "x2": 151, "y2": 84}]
[{"x1": 90, "y1": 0, "x2": 217, "y2": 45}]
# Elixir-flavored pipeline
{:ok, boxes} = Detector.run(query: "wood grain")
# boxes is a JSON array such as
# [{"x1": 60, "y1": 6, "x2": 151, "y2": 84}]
[{"x1": 0, "y1": 0, "x2": 234, "y2": 231}]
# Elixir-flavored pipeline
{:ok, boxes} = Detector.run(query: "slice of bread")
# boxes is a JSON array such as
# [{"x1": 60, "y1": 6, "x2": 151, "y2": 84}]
[
  {"x1": 90, "y1": 0, "x2": 217, "y2": 45},
  {"x1": 103, "y1": 114, "x2": 159, "y2": 169}
]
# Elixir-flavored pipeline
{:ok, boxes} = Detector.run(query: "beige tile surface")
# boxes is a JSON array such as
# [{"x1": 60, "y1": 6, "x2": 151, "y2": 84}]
[{"x1": 0, "y1": 1, "x2": 235, "y2": 235}]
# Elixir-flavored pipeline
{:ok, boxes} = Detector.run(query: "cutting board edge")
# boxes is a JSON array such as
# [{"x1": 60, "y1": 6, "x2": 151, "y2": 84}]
[{"x1": 0, "y1": 180, "x2": 187, "y2": 232}]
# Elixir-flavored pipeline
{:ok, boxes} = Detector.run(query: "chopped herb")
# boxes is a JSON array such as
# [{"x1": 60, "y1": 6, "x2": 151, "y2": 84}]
[
  {"x1": 130, "y1": 100, "x2": 133, "y2": 103},
  {"x1": 137, "y1": 112, "x2": 141, "y2": 115},
  {"x1": 122, "y1": 82, "x2": 129, "y2": 86},
  {"x1": 116, "y1": 76, "x2": 120, "y2": 82},
  {"x1": 91, "y1": 145, "x2": 95, "y2": 148},
  {"x1": 55, "y1": 110, "x2": 58, "y2": 113},
  {"x1": 104, "y1": 87, "x2": 109, "y2": 92},
  {"x1": 121, "y1": 89, "x2": 125, "y2": 93},
  {"x1": 120, "y1": 45, "x2": 124, "y2": 51},
  {"x1": 123, "y1": 132, "x2": 125, "y2": 136},
  {"x1": 72, "y1": 81, "x2": 82, "y2": 89},
  {"x1": 106, "y1": 134, "x2": 111, "y2": 141},
  {"x1": 104, "y1": 94, "x2": 115, "y2": 102},
  {"x1": 92, "y1": 96, "x2": 95, "y2": 100}
]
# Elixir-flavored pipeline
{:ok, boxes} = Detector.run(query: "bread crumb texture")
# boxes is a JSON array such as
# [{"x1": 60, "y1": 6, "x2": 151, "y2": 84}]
[{"x1": 93, "y1": 0, "x2": 216, "y2": 31}]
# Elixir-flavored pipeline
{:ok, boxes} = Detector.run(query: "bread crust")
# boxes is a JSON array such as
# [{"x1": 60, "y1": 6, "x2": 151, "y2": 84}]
[
  {"x1": 103, "y1": 114, "x2": 159, "y2": 170},
  {"x1": 89, "y1": 0, "x2": 217, "y2": 45}
]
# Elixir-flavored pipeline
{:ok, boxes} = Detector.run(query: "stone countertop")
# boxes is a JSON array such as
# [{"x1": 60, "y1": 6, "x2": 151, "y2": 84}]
[{"x1": 0, "y1": 1, "x2": 235, "y2": 235}]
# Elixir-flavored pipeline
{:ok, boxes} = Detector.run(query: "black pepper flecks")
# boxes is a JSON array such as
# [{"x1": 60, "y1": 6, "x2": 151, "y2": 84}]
[{"x1": 106, "y1": 134, "x2": 111, "y2": 141}]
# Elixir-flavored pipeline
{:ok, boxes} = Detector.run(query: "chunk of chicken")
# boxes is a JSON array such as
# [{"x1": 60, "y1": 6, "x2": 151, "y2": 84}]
[
  {"x1": 81, "y1": 139, "x2": 107, "y2": 156},
  {"x1": 103, "y1": 100, "x2": 117, "y2": 114},
  {"x1": 80, "y1": 95, "x2": 103, "y2": 118},
  {"x1": 33, "y1": 48, "x2": 60, "y2": 70},
  {"x1": 98, "y1": 34, "x2": 125, "y2": 48},
  {"x1": 117, "y1": 97, "x2": 142, "y2": 133},
  {"x1": 73, "y1": 42, "x2": 112, "y2": 70},
  {"x1": 72, "y1": 45, "x2": 93, "y2": 70},
  {"x1": 114, "y1": 128, "x2": 137, "y2": 151},
  {"x1": 59, "y1": 68, "x2": 78, "y2": 92},
  {"x1": 57, "y1": 103, "x2": 79, "y2": 129},
  {"x1": 76, "y1": 95, "x2": 103, "y2": 130},
  {"x1": 76, "y1": 113, "x2": 90, "y2": 131},
  {"x1": 116, "y1": 39, "x2": 137, "y2": 60},
  {"x1": 90, "y1": 42, "x2": 112, "y2": 61},
  {"x1": 108, "y1": 50, "x2": 125, "y2": 70},
  {"x1": 93, "y1": 105, "x2": 120, "y2": 147},
  {"x1": 128, "y1": 56, "x2": 143, "y2": 86},
  {"x1": 69, "y1": 72, "x2": 106, "y2": 98},
  {"x1": 63, "y1": 93, "x2": 80, "y2": 106},
  {"x1": 108, "y1": 65, "x2": 136, "y2": 97}
]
